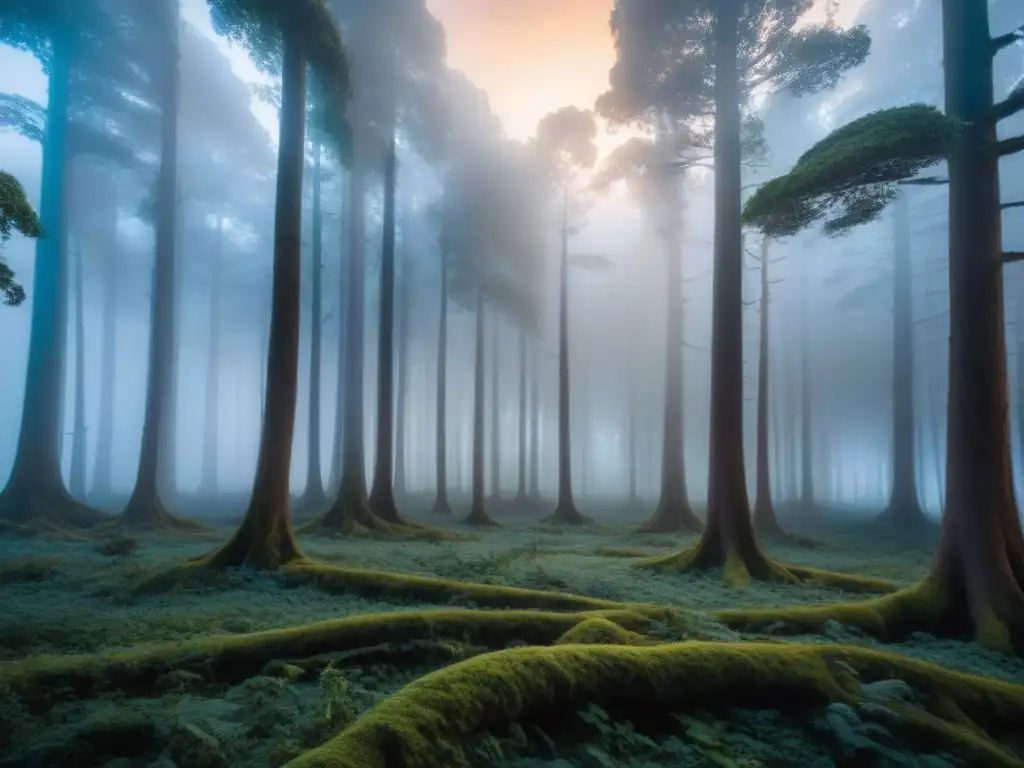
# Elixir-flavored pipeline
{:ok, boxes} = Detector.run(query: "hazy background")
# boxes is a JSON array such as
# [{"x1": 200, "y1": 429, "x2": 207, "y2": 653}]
[{"x1": 1, "y1": 0, "x2": 1022, "y2": 515}]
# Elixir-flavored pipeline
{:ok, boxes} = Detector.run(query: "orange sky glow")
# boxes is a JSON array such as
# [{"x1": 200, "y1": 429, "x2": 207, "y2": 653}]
[{"x1": 426, "y1": 0, "x2": 869, "y2": 155}]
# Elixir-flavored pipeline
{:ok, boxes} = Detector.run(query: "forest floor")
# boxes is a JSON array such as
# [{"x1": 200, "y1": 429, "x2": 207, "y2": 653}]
[{"x1": 0, "y1": 495, "x2": 1022, "y2": 768}]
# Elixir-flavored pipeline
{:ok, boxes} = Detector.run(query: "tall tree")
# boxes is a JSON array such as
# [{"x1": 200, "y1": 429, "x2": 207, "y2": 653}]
[
  {"x1": 592, "y1": 130, "x2": 704, "y2": 533},
  {"x1": 742, "y1": 2, "x2": 1024, "y2": 647},
  {"x1": 599, "y1": 0, "x2": 869, "y2": 583},
  {"x1": 532, "y1": 106, "x2": 599, "y2": 526},
  {"x1": 202, "y1": 0, "x2": 350, "y2": 568}
]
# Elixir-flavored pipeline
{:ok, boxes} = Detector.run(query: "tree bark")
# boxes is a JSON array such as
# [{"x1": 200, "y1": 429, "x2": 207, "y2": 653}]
[
  {"x1": 368, "y1": 137, "x2": 402, "y2": 525},
  {"x1": 69, "y1": 235, "x2": 87, "y2": 501},
  {"x1": 546, "y1": 184, "x2": 586, "y2": 524},
  {"x1": 431, "y1": 241, "x2": 450, "y2": 513},
  {"x1": 119, "y1": 0, "x2": 198, "y2": 531},
  {"x1": 643, "y1": 0, "x2": 789, "y2": 583},
  {"x1": 627, "y1": 356, "x2": 638, "y2": 505},
  {"x1": 798, "y1": 271, "x2": 815, "y2": 517},
  {"x1": 915, "y1": 0, "x2": 1024, "y2": 649},
  {"x1": 880, "y1": 191, "x2": 927, "y2": 525},
  {"x1": 208, "y1": 29, "x2": 306, "y2": 567},
  {"x1": 0, "y1": 31, "x2": 103, "y2": 531},
  {"x1": 464, "y1": 291, "x2": 498, "y2": 526},
  {"x1": 328, "y1": 172, "x2": 347, "y2": 496},
  {"x1": 529, "y1": 340, "x2": 540, "y2": 500},
  {"x1": 301, "y1": 139, "x2": 327, "y2": 511},
  {"x1": 308, "y1": 118, "x2": 386, "y2": 534},
  {"x1": 394, "y1": 241, "x2": 411, "y2": 498},
  {"x1": 199, "y1": 216, "x2": 224, "y2": 496},
  {"x1": 752, "y1": 238, "x2": 786, "y2": 536},
  {"x1": 90, "y1": 186, "x2": 119, "y2": 502},
  {"x1": 640, "y1": 220, "x2": 701, "y2": 533},
  {"x1": 489, "y1": 314, "x2": 500, "y2": 498},
  {"x1": 516, "y1": 329, "x2": 527, "y2": 499}
]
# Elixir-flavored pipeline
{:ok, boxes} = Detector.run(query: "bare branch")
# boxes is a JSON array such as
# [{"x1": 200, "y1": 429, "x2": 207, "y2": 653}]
[
  {"x1": 991, "y1": 25, "x2": 1024, "y2": 55},
  {"x1": 1002, "y1": 252, "x2": 1024, "y2": 264},
  {"x1": 900, "y1": 175, "x2": 948, "y2": 186},
  {"x1": 993, "y1": 84, "x2": 1024, "y2": 121},
  {"x1": 1003, "y1": 201, "x2": 1024, "y2": 211},
  {"x1": 998, "y1": 135, "x2": 1024, "y2": 157}
]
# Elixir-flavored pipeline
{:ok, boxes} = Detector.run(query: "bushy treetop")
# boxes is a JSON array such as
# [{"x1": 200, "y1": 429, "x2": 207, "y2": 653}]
[{"x1": 741, "y1": 104, "x2": 955, "y2": 237}]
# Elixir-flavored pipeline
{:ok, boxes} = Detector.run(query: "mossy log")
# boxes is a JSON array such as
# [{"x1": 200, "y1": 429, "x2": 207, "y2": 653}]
[
  {"x1": 284, "y1": 640, "x2": 1024, "y2": 768},
  {"x1": 0, "y1": 608, "x2": 657, "y2": 705}
]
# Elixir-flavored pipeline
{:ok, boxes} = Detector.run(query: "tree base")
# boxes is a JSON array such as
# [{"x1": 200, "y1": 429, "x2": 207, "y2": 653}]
[
  {"x1": 635, "y1": 532, "x2": 895, "y2": 592},
  {"x1": 299, "y1": 495, "x2": 391, "y2": 537},
  {"x1": 200, "y1": 499, "x2": 304, "y2": 570},
  {"x1": 876, "y1": 503, "x2": 933, "y2": 529},
  {"x1": 368, "y1": 486, "x2": 405, "y2": 526},
  {"x1": 0, "y1": 479, "x2": 106, "y2": 535},
  {"x1": 296, "y1": 486, "x2": 330, "y2": 516},
  {"x1": 753, "y1": 509, "x2": 822, "y2": 549},
  {"x1": 637, "y1": 498, "x2": 703, "y2": 534},
  {"x1": 716, "y1": 565, "x2": 1024, "y2": 655},
  {"x1": 430, "y1": 496, "x2": 452, "y2": 515},
  {"x1": 542, "y1": 503, "x2": 591, "y2": 526},
  {"x1": 115, "y1": 495, "x2": 206, "y2": 533},
  {"x1": 463, "y1": 503, "x2": 499, "y2": 527}
]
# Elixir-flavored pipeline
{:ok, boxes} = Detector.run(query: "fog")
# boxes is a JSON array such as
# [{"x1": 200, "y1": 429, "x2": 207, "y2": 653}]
[{"x1": 1, "y1": 0, "x2": 1022, "y2": 519}]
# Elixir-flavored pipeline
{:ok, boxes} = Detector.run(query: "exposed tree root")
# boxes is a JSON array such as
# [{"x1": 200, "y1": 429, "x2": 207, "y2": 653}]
[
  {"x1": 114, "y1": 497, "x2": 206, "y2": 534},
  {"x1": 715, "y1": 569, "x2": 1024, "y2": 653},
  {"x1": 199, "y1": 499, "x2": 304, "y2": 570},
  {"x1": 300, "y1": 494, "x2": 392, "y2": 537},
  {"x1": 635, "y1": 529, "x2": 896, "y2": 593},
  {"x1": 0, "y1": 608, "x2": 659, "y2": 704},
  {"x1": 636, "y1": 499, "x2": 703, "y2": 534},
  {"x1": 283, "y1": 641, "x2": 1024, "y2": 768},
  {"x1": 0, "y1": 481, "x2": 106, "y2": 535},
  {"x1": 462, "y1": 504, "x2": 499, "y2": 527}
]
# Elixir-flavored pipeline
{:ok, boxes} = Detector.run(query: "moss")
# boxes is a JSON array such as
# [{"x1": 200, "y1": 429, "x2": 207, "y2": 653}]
[
  {"x1": 636, "y1": 545, "x2": 898, "y2": 593},
  {"x1": 554, "y1": 617, "x2": 651, "y2": 646},
  {"x1": 0, "y1": 608, "x2": 660, "y2": 704},
  {"x1": 283, "y1": 641, "x2": 1024, "y2": 768},
  {"x1": 594, "y1": 547, "x2": 653, "y2": 558}
]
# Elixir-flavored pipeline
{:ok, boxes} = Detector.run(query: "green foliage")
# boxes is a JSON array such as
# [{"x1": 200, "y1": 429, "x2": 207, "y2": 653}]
[
  {"x1": 597, "y1": 1, "x2": 870, "y2": 130},
  {"x1": 208, "y1": 0, "x2": 350, "y2": 150},
  {"x1": 741, "y1": 105, "x2": 956, "y2": 237},
  {"x1": 532, "y1": 106, "x2": 599, "y2": 185},
  {"x1": 0, "y1": 171, "x2": 41, "y2": 307}
]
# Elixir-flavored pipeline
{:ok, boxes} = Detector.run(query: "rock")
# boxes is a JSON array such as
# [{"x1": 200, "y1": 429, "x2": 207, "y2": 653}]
[{"x1": 861, "y1": 678, "x2": 914, "y2": 704}]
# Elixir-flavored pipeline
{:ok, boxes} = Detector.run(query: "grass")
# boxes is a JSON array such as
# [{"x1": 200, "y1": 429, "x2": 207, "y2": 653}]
[{"x1": 0, "y1": 494, "x2": 1021, "y2": 767}]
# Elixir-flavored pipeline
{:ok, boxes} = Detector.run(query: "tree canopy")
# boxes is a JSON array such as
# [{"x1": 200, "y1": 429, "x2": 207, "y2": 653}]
[
  {"x1": 0, "y1": 171, "x2": 42, "y2": 306},
  {"x1": 596, "y1": 0, "x2": 871, "y2": 131},
  {"x1": 741, "y1": 104, "x2": 956, "y2": 237}
]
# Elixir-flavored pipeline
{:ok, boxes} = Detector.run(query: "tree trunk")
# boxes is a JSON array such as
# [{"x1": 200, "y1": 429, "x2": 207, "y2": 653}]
[
  {"x1": 516, "y1": 329, "x2": 527, "y2": 499},
  {"x1": 641, "y1": 0, "x2": 788, "y2": 583},
  {"x1": 119, "y1": 1, "x2": 198, "y2": 531},
  {"x1": 301, "y1": 139, "x2": 327, "y2": 511},
  {"x1": 546, "y1": 184, "x2": 586, "y2": 524},
  {"x1": 464, "y1": 291, "x2": 498, "y2": 526},
  {"x1": 394, "y1": 242, "x2": 411, "y2": 498},
  {"x1": 431, "y1": 241, "x2": 450, "y2": 513},
  {"x1": 308, "y1": 119, "x2": 386, "y2": 533},
  {"x1": 157, "y1": 198, "x2": 183, "y2": 502},
  {"x1": 1016, "y1": 291, "x2": 1024, "y2": 496},
  {"x1": 0, "y1": 32, "x2": 102, "y2": 531},
  {"x1": 69, "y1": 235, "x2": 87, "y2": 501},
  {"x1": 208, "y1": 29, "x2": 306, "y2": 567},
  {"x1": 529, "y1": 340, "x2": 540, "y2": 500},
  {"x1": 640, "y1": 222, "x2": 701, "y2": 533},
  {"x1": 627, "y1": 359, "x2": 638, "y2": 505},
  {"x1": 489, "y1": 315, "x2": 500, "y2": 498},
  {"x1": 328, "y1": 173, "x2": 347, "y2": 496},
  {"x1": 90, "y1": 188, "x2": 119, "y2": 503},
  {"x1": 798, "y1": 275, "x2": 815, "y2": 517},
  {"x1": 880, "y1": 191, "x2": 927, "y2": 525},
  {"x1": 368, "y1": 137, "x2": 402, "y2": 525},
  {"x1": 909, "y1": 0, "x2": 1024, "y2": 650},
  {"x1": 753, "y1": 238, "x2": 786, "y2": 536},
  {"x1": 199, "y1": 215, "x2": 224, "y2": 496}
]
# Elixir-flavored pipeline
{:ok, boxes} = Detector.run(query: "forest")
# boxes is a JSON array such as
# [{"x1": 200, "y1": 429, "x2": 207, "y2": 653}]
[{"x1": 0, "y1": 0, "x2": 1023, "y2": 765}]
